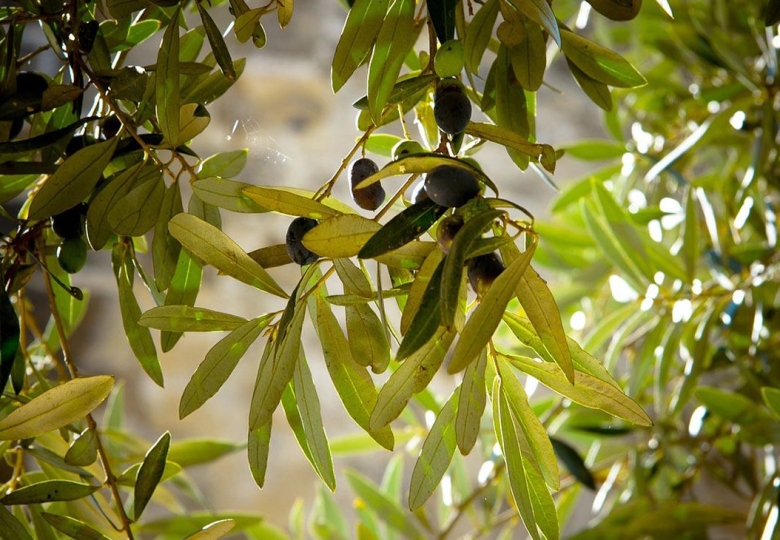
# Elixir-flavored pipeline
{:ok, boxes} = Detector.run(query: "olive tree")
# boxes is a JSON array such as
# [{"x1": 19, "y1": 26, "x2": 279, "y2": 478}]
[{"x1": 1, "y1": 0, "x2": 777, "y2": 537}]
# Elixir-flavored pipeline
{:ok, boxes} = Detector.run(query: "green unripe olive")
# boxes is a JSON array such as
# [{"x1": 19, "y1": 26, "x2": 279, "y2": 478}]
[
  {"x1": 434, "y1": 39, "x2": 465, "y2": 78},
  {"x1": 586, "y1": 0, "x2": 641, "y2": 21},
  {"x1": 424, "y1": 165, "x2": 480, "y2": 208},
  {"x1": 434, "y1": 78, "x2": 471, "y2": 135},
  {"x1": 286, "y1": 217, "x2": 320, "y2": 266},
  {"x1": 51, "y1": 203, "x2": 87, "y2": 239},
  {"x1": 467, "y1": 252, "x2": 505, "y2": 296},
  {"x1": 349, "y1": 158, "x2": 385, "y2": 211},
  {"x1": 57, "y1": 237, "x2": 88, "y2": 274},
  {"x1": 391, "y1": 139, "x2": 425, "y2": 161},
  {"x1": 436, "y1": 214, "x2": 464, "y2": 253}
]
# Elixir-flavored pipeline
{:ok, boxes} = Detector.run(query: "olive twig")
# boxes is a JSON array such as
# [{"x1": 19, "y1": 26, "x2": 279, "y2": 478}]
[
  {"x1": 315, "y1": 125, "x2": 376, "y2": 201},
  {"x1": 42, "y1": 249, "x2": 136, "y2": 540},
  {"x1": 374, "y1": 173, "x2": 420, "y2": 221}
]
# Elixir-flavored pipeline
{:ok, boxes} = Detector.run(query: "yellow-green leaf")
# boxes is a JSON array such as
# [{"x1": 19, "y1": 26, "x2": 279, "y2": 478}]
[
  {"x1": 197, "y1": 2, "x2": 236, "y2": 81},
  {"x1": 464, "y1": 0, "x2": 499, "y2": 74},
  {"x1": 27, "y1": 137, "x2": 119, "y2": 221},
  {"x1": 331, "y1": 0, "x2": 389, "y2": 92},
  {"x1": 277, "y1": 0, "x2": 293, "y2": 27},
  {"x1": 157, "y1": 8, "x2": 181, "y2": 146},
  {"x1": 242, "y1": 186, "x2": 341, "y2": 219},
  {"x1": 561, "y1": 28, "x2": 646, "y2": 88},
  {"x1": 1, "y1": 480, "x2": 99, "y2": 505},
  {"x1": 464, "y1": 122, "x2": 556, "y2": 173},
  {"x1": 303, "y1": 214, "x2": 381, "y2": 258},
  {"x1": 169, "y1": 213, "x2": 287, "y2": 298},
  {"x1": 184, "y1": 520, "x2": 236, "y2": 540},
  {"x1": 448, "y1": 241, "x2": 536, "y2": 374},
  {"x1": 0, "y1": 375, "x2": 113, "y2": 440},
  {"x1": 192, "y1": 178, "x2": 268, "y2": 213},
  {"x1": 139, "y1": 305, "x2": 247, "y2": 332},
  {"x1": 455, "y1": 348, "x2": 487, "y2": 454},
  {"x1": 408, "y1": 391, "x2": 458, "y2": 510}
]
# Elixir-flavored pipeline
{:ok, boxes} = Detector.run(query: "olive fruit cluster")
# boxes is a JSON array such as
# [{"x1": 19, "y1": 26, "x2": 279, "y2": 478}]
[
  {"x1": 350, "y1": 158, "x2": 385, "y2": 211},
  {"x1": 51, "y1": 203, "x2": 88, "y2": 274},
  {"x1": 434, "y1": 78, "x2": 471, "y2": 136},
  {"x1": 286, "y1": 217, "x2": 320, "y2": 266}
]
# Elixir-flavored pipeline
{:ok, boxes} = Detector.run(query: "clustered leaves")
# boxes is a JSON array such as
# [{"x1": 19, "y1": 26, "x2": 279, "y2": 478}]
[{"x1": 3, "y1": 0, "x2": 773, "y2": 538}]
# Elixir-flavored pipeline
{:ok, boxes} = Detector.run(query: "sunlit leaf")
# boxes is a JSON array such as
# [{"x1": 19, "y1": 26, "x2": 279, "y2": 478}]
[
  {"x1": 303, "y1": 214, "x2": 381, "y2": 258},
  {"x1": 0, "y1": 480, "x2": 99, "y2": 504},
  {"x1": 184, "y1": 519, "x2": 236, "y2": 540},
  {"x1": 139, "y1": 305, "x2": 248, "y2": 332},
  {"x1": 331, "y1": 0, "x2": 388, "y2": 92},
  {"x1": 508, "y1": 0, "x2": 560, "y2": 47},
  {"x1": 193, "y1": 178, "x2": 268, "y2": 213},
  {"x1": 41, "y1": 513, "x2": 110, "y2": 540},
  {"x1": 561, "y1": 29, "x2": 646, "y2": 88},
  {"x1": 465, "y1": 0, "x2": 499, "y2": 74},
  {"x1": 197, "y1": 2, "x2": 236, "y2": 81},
  {"x1": 134, "y1": 431, "x2": 171, "y2": 520},
  {"x1": 0, "y1": 375, "x2": 113, "y2": 440},
  {"x1": 242, "y1": 186, "x2": 341, "y2": 219},
  {"x1": 455, "y1": 348, "x2": 486, "y2": 454},
  {"x1": 359, "y1": 199, "x2": 446, "y2": 259},
  {"x1": 157, "y1": 7, "x2": 182, "y2": 146}
]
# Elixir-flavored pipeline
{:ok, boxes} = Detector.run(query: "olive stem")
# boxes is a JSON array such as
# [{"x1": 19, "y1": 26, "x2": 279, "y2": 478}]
[
  {"x1": 315, "y1": 125, "x2": 377, "y2": 201},
  {"x1": 42, "y1": 253, "x2": 137, "y2": 540},
  {"x1": 374, "y1": 173, "x2": 419, "y2": 221}
]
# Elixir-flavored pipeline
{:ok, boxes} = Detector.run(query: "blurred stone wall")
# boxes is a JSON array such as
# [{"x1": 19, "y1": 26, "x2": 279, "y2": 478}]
[{"x1": 69, "y1": 0, "x2": 607, "y2": 533}]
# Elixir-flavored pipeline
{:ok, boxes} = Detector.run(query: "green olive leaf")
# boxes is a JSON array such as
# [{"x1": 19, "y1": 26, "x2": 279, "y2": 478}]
[
  {"x1": 193, "y1": 178, "x2": 268, "y2": 213},
  {"x1": 346, "y1": 302, "x2": 391, "y2": 373},
  {"x1": 400, "y1": 248, "x2": 443, "y2": 335},
  {"x1": 358, "y1": 199, "x2": 447, "y2": 259},
  {"x1": 331, "y1": 0, "x2": 389, "y2": 92},
  {"x1": 561, "y1": 28, "x2": 646, "y2": 88},
  {"x1": 367, "y1": 0, "x2": 416, "y2": 123},
  {"x1": 41, "y1": 513, "x2": 111, "y2": 540},
  {"x1": 396, "y1": 259, "x2": 444, "y2": 361},
  {"x1": 152, "y1": 183, "x2": 183, "y2": 290},
  {"x1": 161, "y1": 238, "x2": 203, "y2": 352},
  {"x1": 352, "y1": 73, "x2": 437, "y2": 110},
  {"x1": 506, "y1": 354, "x2": 652, "y2": 426},
  {"x1": 64, "y1": 428, "x2": 99, "y2": 467},
  {"x1": 303, "y1": 214, "x2": 381, "y2": 258},
  {"x1": 108, "y1": 175, "x2": 165, "y2": 237},
  {"x1": 465, "y1": 0, "x2": 499, "y2": 74},
  {"x1": 197, "y1": 2, "x2": 236, "y2": 81},
  {"x1": 370, "y1": 327, "x2": 455, "y2": 430},
  {"x1": 0, "y1": 375, "x2": 113, "y2": 440},
  {"x1": 510, "y1": 21, "x2": 546, "y2": 91},
  {"x1": 277, "y1": 0, "x2": 294, "y2": 27},
  {"x1": 179, "y1": 315, "x2": 271, "y2": 418},
  {"x1": 465, "y1": 122, "x2": 556, "y2": 173},
  {"x1": 241, "y1": 186, "x2": 341, "y2": 219},
  {"x1": 27, "y1": 136, "x2": 119, "y2": 221},
  {"x1": 248, "y1": 244, "x2": 292, "y2": 268},
  {"x1": 157, "y1": 7, "x2": 182, "y2": 146},
  {"x1": 1, "y1": 480, "x2": 99, "y2": 505},
  {"x1": 507, "y1": 0, "x2": 560, "y2": 47},
  {"x1": 408, "y1": 390, "x2": 458, "y2": 510},
  {"x1": 169, "y1": 214, "x2": 287, "y2": 298},
  {"x1": 455, "y1": 348, "x2": 487, "y2": 454},
  {"x1": 311, "y1": 294, "x2": 394, "y2": 449},
  {"x1": 550, "y1": 437, "x2": 596, "y2": 490},
  {"x1": 448, "y1": 241, "x2": 536, "y2": 374},
  {"x1": 139, "y1": 305, "x2": 248, "y2": 332},
  {"x1": 134, "y1": 431, "x2": 171, "y2": 520}
]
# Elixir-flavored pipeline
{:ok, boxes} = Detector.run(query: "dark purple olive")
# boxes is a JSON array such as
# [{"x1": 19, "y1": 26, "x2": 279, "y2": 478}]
[
  {"x1": 65, "y1": 134, "x2": 95, "y2": 157},
  {"x1": 101, "y1": 115, "x2": 122, "y2": 139},
  {"x1": 467, "y1": 252, "x2": 505, "y2": 296},
  {"x1": 8, "y1": 118, "x2": 23, "y2": 140},
  {"x1": 16, "y1": 72, "x2": 48, "y2": 96},
  {"x1": 434, "y1": 78, "x2": 471, "y2": 135},
  {"x1": 436, "y1": 214, "x2": 464, "y2": 253},
  {"x1": 350, "y1": 157, "x2": 385, "y2": 211},
  {"x1": 424, "y1": 165, "x2": 480, "y2": 208},
  {"x1": 410, "y1": 181, "x2": 429, "y2": 204},
  {"x1": 286, "y1": 217, "x2": 320, "y2": 266},
  {"x1": 51, "y1": 203, "x2": 87, "y2": 239}
]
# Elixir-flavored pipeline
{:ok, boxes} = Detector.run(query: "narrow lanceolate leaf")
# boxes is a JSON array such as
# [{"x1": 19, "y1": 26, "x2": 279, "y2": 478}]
[
  {"x1": 0, "y1": 375, "x2": 113, "y2": 440},
  {"x1": 464, "y1": 122, "x2": 556, "y2": 173},
  {"x1": 332, "y1": 0, "x2": 389, "y2": 92},
  {"x1": 114, "y1": 245, "x2": 163, "y2": 386},
  {"x1": 1, "y1": 480, "x2": 99, "y2": 505},
  {"x1": 41, "y1": 513, "x2": 110, "y2": 540},
  {"x1": 346, "y1": 302, "x2": 391, "y2": 373},
  {"x1": 408, "y1": 391, "x2": 458, "y2": 510},
  {"x1": 465, "y1": 0, "x2": 499, "y2": 74},
  {"x1": 496, "y1": 387, "x2": 559, "y2": 540},
  {"x1": 192, "y1": 178, "x2": 268, "y2": 213},
  {"x1": 550, "y1": 437, "x2": 596, "y2": 490},
  {"x1": 292, "y1": 350, "x2": 335, "y2": 489},
  {"x1": 197, "y1": 2, "x2": 236, "y2": 81},
  {"x1": 497, "y1": 357, "x2": 559, "y2": 490},
  {"x1": 152, "y1": 183, "x2": 183, "y2": 290},
  {"x1": 169, "y1": 214, "x2": 287, "y2": 298},
  {"x1": 346, "y1": 470, "x2": 426, "y2": 540},
  {"x1": 312, "y1": 294, "x2": 394, "y2": 449},
  {"x1": 157, "y1": 7, "x2": 182, "y2": 146},
  {"x1": 134, "y1": 431, "x2": 172, "y2": 520},
  {"x1": 184, "y1": 519, "x2": 235, "y2": 540},
  {"x1": 354, "y1": 153, "x2": 491, "y2": 190},
  {"x1": 277, "y1": 0, "x2": 293, "y2": 27},
  {"x1": 179, "y1": 316, "x2": 271, "y2": 418},
  {"x1": 248, "y1": 301, "x2": 304, "y2": 430},
  {"x1": 64, "y1": 428, "x2": 98, "y2": 466},
  {"x1": 508, "y1": 0, "x2": 560, "y2": 47},
  {"x1": 396, "y1": 260, "x2": 445, "y2": 361},
  {"x1": 567, "y1": 59, "x2": 612, "y2": 111},
  {"x1": 162, "y1": 248, "x2": 203, "y2": 352},
  {"x1": 0, "y1": 504, "x2": 33, "y2": 540},
  {"x1": 370, "y1": 328, "x2": 455, "y2": 430},
  {"x1": 303, "y1": 214, "x2": 381, "y2": 258},
  {"x1": 242, "y1": 186, "x2": 340, "y2": 219},
  {"x1": 359, "y1": 199, "x2": 447, "y2": 259},
  {"x1": 448, "y1": 242, "x2": 536, "y2": 374},
  {"x1": 441, "y1": 210, "x2": 503, "y2": 327},
  {"x1": 456, "y1": 348, "x2": 487, "y2": 454},
  {"x1": 367, "y1": 0, "x2": 416, "y2": 123},
  {"x1": 401, "y1": 248, "x2": 444, "y2": 335},
  {"x1": 510, "y1": 22, "x2": 546, "y2": 91},
  {"x1": 108, "y1": 175, "x2": 166, "y2": 236},
  {"x1": 27, "y1": 137, "x2": 119, "y2": 220},
  {"x1": 561, "y1": 29, "x2": 646, "y2": 88},
  {"x1": 139, "y1": 305, "x2": 247, "y2": 332},
  {"x1": 248, "y1": 418, "x2": 273, "y2": 488},
  {"x1": 506, "y1": 354, "x2": 652, "y2": 426},
  {"x1": 0, "y1": 286, "x2": 20, "y2": 393},
  {"x1": 511, "y1": 256, "x2": 574, "y2": 383}
]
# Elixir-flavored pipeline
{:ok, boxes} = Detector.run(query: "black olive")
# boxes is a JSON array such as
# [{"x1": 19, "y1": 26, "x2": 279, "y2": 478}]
[
  {"x1": 51, "y1": 203, "x2": 87, "y2": 239},
  {"x1": 349, "y1": 158, "x2": 385, "y2": 211},
  {"x1": 467, "y1": 252, "x2": 505, "y2": 296},
  {"x1": 434, "y1": 78, "x2": 471, "y2": 135},
  {"x1": 286, "y1": 217, "x2": 320, "y2": 266},
  {"x1": 436, "y1": 214, "x2": 464, "y2": 253},
  {"x1": 424, "y1": 165, "x2": 480, "y2": 208}
]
